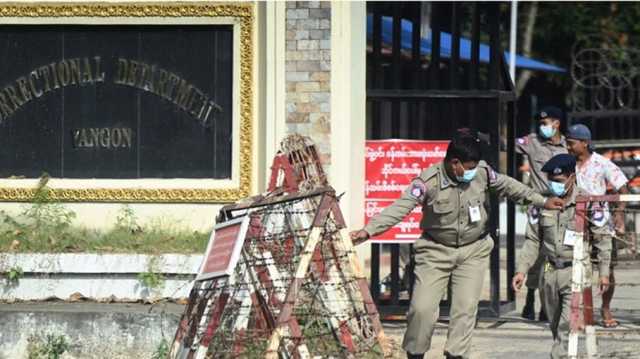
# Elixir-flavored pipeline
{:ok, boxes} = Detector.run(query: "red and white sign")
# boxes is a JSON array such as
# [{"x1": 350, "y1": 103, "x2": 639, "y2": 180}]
[
  {"x1": 197, "y1": 216, "x2": 249, "y2": 281},
  {"x1": 365, "y1": 140, "x2": 449, "y2": 243}
]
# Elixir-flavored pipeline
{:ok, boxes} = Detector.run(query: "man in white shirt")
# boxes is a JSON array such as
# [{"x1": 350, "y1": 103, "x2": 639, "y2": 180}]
[{"x1": 566, "y1": 124, "x2": 629, "y2": 328}]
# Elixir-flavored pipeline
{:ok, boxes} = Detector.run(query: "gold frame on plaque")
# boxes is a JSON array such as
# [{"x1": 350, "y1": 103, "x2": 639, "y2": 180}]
[{"x1": 0, "y1": 3, "x2": 253, "y2": 203}]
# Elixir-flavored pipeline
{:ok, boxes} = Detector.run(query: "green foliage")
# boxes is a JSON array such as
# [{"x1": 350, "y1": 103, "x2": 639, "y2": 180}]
[
  {"x1": 518, "y1": 2, "x2": 640, "y2": 99},
  {"x1": 137, "y1": 256, "x2": 165, "y2": 290},
  {"x1": 115, "y1": 205, "x2": 140, "y2": 233},
  {"x1": 0, "y1": 176, "x2": 208, "y2": 254},
  {"x1": 239, "y1": 337, "x2": 268, "y2": 357},
  {"x1": 301, "y1": 319, "x2": 344, "y2": 355},
  {"x1": 27, "y1": 333, "x2": 70, "y2": 359},
  {"x1": 5, "y1": 265, "x2": 23, "y2": 284},
  {"x1": 9, "y1": 173, "x2": 78, "y2": 251},
  {"x1": 151, "y1": 338, "x2": 170, "y2": 359}
]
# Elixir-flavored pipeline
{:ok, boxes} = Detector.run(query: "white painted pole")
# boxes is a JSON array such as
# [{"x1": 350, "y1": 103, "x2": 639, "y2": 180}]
[{"x1": 509, "y1": 0, "x2": 518, "y2": 85}]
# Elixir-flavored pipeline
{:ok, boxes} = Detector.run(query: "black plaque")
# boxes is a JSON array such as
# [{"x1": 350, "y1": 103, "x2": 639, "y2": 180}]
[{"x1": 0, "y1": 25, "x2": 233, "y2": 179}]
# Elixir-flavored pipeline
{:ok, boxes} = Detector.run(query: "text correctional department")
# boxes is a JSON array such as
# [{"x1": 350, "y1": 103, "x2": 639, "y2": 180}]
[{"x1": 0, "y1": 56, "x2": 222, "y2": 127}]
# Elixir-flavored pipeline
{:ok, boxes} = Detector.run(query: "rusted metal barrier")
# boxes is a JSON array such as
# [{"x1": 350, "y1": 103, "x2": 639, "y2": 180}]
[{"x1": 570, "y1": 194, "x2": 640, "y2": 358}]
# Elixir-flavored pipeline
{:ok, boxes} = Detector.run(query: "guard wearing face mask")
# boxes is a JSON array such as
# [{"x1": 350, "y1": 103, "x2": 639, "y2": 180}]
[
  {"x1": 513, "y1": 154, "x2": 612, "y2": 359},
  {"x1": 515, "y1": 106, "x2": 568, "y2": 321},
  {"x1": 351, "y1": 132, "x2": 564, "y2": 359}
]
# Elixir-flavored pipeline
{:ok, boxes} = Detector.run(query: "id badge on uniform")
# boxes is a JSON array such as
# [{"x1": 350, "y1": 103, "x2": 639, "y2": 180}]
[
  {"x1": 469, "y1": 206, "x2": 481, "y2": 223},
  {"x1": 528, "y1": 207, "x2": 539, "y2": 225},
  {"x1": 563, "y1": 229, "x2": 577, "y2": 246}
]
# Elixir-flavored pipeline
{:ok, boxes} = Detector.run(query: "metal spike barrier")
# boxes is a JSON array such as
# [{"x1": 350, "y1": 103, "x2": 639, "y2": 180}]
[
  {"x1": 170, "y1": 135, "x2": 390, "y2": 358},
  {"x1": 569, "y1": 194, "x2": 640, "y2": 358}
]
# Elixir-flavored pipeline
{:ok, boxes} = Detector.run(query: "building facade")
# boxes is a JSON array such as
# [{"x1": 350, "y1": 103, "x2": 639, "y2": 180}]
[{"x1": 0, "y1": 1, "x2": 369, "y2": 258}]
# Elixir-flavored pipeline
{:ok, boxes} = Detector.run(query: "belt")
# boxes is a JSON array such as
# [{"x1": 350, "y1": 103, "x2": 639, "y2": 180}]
[
  {"x1": 546, "y1": 259, "x2": 573, "y2": 270},
  {"x1": 423, "y1": 231, "x2": 490, "y2": 248}
]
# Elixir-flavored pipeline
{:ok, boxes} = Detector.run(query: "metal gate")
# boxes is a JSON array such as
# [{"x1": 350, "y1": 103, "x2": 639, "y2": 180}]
[{"x1": 366, "y1": 1, "x2": 518, "y2": 318}]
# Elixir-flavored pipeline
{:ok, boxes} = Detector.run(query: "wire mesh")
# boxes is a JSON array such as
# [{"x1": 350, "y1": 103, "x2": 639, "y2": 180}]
[
  {"x1": 172, "y1": 193, "x2": 385, "y2": 358},
  {"x1": 568, "y1": 196, "x2": 640, "y2": 358}
]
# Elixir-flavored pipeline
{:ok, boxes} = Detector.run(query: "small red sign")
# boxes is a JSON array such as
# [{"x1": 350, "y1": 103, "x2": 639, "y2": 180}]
[
  {"x1": 197, "y1": 216, "x2": 248, "y2": 280},
  {"x1": 365, "y1": 140, "x2": 449, "y2": 243}
]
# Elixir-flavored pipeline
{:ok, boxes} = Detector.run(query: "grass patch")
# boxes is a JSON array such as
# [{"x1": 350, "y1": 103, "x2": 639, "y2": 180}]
[
  {"x1": 0, "y1": 176, "x2": 209, "y2": 254},
  {"x1": 0, "y1": 212, "x2": 209, "y2": 254}
]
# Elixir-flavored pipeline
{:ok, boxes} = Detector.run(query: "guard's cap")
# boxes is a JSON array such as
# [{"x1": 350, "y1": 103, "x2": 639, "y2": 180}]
[
  {"x1": 566, "y1": 124, "x2": 592, "y2": 141},
  {"x1": 541, "y1": 154, "x2": 577, "y2": 176},
  {"x1": 536, "y1": 106, "x2": 564, "y2": 122}
]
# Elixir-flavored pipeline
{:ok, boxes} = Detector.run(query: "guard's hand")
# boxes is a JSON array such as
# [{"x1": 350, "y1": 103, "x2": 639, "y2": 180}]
[
  {"x1": 599, "y1": 275, "x2": 610, "y2": 295},
  {"x1": 349, "y1": 229, "x2": 370, "y2": 245},
  {"x1": 543, "y1": 197, "x2": 564, "y2": 210},
  {"x1": 512, "y1": 272, "x2": 526, "y2": 292}
]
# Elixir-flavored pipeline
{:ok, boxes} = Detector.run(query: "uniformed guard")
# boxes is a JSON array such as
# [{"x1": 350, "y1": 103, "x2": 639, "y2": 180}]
[
  {"x1": 351, "y1": 133, "x2": 564, "y2": 359},
  {"x1": 516, "y1": 106, "x2": 568, "y2": 321},
  {"x1": 513, "y1": 154, "x2": 612, "y2": 359}
]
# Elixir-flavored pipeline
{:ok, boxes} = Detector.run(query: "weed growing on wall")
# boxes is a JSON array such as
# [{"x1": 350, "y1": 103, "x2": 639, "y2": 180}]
[
  {"x1": 137, "y1": 256, "x2": 165, "y2": 291},
  {"x1": 115, "y1": 204, "x2": 141, "y2": 233},
  {"x1": 27, "y1": 333, "x2": 70, "y2": 359},
  {"x1": 151, "y1": 338, "x2": 170, "y2": 359},
  {"x1": 4, "y1": 265, "x2": 23, "y2": 285}
]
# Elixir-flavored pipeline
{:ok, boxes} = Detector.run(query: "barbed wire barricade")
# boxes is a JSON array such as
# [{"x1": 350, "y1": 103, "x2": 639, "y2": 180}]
[
  {"x1": 570, "y1": 34, "x2": 640, "y2": 113},
  {"x1": 169, "y1": 135, "x2": 390, "y2": 358},
  {"x1": 569, "y1": 195, "x2": 640, "y2": 359}
]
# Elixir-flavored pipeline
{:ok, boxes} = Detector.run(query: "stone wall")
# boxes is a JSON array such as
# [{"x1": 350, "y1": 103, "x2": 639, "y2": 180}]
[{"x1": 285, "y1": 1, "x2": 331, "y2": 171}]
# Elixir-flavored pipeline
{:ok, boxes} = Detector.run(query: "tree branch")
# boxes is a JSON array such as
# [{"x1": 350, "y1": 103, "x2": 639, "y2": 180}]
[{"x1": 516, "y1": 2, "x2": 539, "y2": 97}]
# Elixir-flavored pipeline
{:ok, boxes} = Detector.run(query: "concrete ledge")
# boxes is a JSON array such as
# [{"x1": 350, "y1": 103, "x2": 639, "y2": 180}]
[
  {"x1": 0, "y1": 254, "x2": 203, "y2": 301},
  {"x1": 0, "y1": 253, "x2": 202, "y2": 274}
]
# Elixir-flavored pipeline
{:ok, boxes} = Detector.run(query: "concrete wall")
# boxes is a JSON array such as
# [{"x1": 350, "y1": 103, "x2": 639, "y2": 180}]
[{"x1": 0, "y1": 302, "x2": 181, "y2": 359}]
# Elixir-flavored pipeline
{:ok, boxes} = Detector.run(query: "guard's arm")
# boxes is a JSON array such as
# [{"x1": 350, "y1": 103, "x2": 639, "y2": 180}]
[
  {"x1": 363, "y1": 179, "x2": 424, "y2": 237},
  {"x1": 516, "y1": 228, "x2": 541, "y2": 275},
  {"x1": 486, "y1": 166, "x2": 547, "y2": 207}
]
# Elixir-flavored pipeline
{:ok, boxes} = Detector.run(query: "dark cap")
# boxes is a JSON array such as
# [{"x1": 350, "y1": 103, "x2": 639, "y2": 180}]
[
  {"x1": 536, "y1": 106, "x2": 564, "y2": 122},
  {"x1": 566, "y1": 124, "x2": 592, "y2": 141},
  {"x1": 541, "y1": 154, "x2": 577, "y2": 176}
]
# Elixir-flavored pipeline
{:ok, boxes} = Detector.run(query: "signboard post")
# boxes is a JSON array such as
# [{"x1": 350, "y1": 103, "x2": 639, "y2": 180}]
[{"x1": 364, "y1": 140, "x2": 449, "y2": 243}]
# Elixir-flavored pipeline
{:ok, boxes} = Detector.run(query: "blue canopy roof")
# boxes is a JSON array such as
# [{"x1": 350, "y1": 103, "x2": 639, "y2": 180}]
[{"x1": 367, "y1": 14, "x2": 565, "y2": 73}]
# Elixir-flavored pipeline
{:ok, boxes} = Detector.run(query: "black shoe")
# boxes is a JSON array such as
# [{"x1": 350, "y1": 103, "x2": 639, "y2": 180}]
[
  {"x1": 406, "y1": 353, "x2": 424, "y2": 359},
  {"x1": 539, "y1": 308, "x2": 548, "y2": 322},
  {"x1": 521, "y1": 304, "x2": 535, "y2": 320},
  {"x1": 444, "y1": 351, "x2": 463, "y2": 359}
]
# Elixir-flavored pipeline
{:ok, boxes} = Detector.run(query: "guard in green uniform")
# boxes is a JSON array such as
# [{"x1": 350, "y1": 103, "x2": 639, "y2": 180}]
[
  {"x1": 516, "y1": 106, "x2": 568, "y2": 321},
  {"x1": 351, "y1": 133, "x2": 564, "y2": 359},
  {"x1": 513, "y1": 154, "x2": 612, "y2": 359}
]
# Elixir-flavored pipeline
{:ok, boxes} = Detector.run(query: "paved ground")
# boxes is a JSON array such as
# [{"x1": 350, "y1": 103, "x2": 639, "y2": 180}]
[{"x1": 382, "y1": 260, "x2": 640, "y2": 358}]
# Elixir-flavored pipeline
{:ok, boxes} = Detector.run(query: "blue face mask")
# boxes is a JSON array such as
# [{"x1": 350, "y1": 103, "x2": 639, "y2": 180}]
[
  {"x1": 540, "y1": 124, "x2": 556, "y2": 139},
  {"x1": 456, "y1": 166, "x2": 477, "y2": 183},
  {"x1": 549, "y1": 181, "x2": 566, "y2": 196}
]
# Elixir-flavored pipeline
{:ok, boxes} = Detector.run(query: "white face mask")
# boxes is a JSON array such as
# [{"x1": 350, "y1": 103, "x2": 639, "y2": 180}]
[
  {"x1": 549, "y1": 181, "x2": 566, "y2": 196},
  {"x1": 540, "y1": 124, "x2": 556, "y2": 139},
  {"x1": 455, "y1": 162, "x2": 477, "y2": 183}
]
